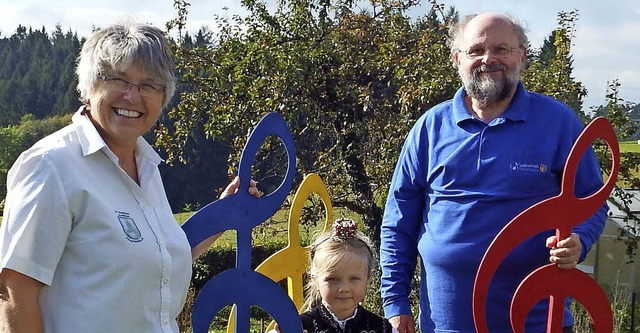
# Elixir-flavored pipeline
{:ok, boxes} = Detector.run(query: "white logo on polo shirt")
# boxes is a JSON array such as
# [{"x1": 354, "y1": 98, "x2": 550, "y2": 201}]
[{"x1": 511, "y1": 162, "x2": 547, "y2": 173}]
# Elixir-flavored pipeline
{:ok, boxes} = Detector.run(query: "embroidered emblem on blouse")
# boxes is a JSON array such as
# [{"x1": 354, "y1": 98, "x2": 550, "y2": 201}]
[{"x1": 117, "y1": 211, "x2": 143, "y2": 242}]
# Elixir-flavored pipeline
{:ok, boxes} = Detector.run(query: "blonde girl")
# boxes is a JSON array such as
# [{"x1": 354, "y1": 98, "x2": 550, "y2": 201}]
[{"x1": 300, "y1": 218, "x2": 397, "y2": 333}]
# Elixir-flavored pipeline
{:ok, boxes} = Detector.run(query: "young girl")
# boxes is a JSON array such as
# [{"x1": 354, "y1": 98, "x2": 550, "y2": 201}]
[{"x1": 299, "y1": 218, "x2": 398, "y2": 333}]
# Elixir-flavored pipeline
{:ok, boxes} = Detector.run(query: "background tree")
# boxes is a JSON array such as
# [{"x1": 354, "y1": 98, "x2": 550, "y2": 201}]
[
  {"x1": 0, "y1": 113, "x2": 72, "y2": 213},
  {"x1": 0, "y1": 25, "x2": 81, "y2": 126},
  {"x1": 156, "y1": 27, "x2": 234, "y2": 211},
  {"x1": 596, "y1": 80, "x2": 640, "y2": 259},
  {"x1": 522, "y1": 10, "x2": 586, "y2": 116},
  {"x1": 158, "y1": 0, "x2": 460, "y2": 247}
]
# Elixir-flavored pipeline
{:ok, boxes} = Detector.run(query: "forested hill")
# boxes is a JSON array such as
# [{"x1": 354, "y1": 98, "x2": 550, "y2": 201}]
[{"x1": 0, "y1": 25, "x2": 82, "y2": 126}]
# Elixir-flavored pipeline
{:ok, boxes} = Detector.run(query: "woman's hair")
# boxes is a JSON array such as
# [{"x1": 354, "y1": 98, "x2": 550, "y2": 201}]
[
  {"x1": 302, "y1": 218, "x2": 374, "y2": 311},
  {"x1": 75, "y1": 19, "x2": 176, "y2": 108},
  {"x1": 449, "y1": 13, "x2": 529, "y2": 67}
]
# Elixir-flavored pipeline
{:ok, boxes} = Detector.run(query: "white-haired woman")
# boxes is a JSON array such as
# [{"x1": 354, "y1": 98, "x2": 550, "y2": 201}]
[{"x1": 0, "y1": 21, "x2": 258, "y2": 332}]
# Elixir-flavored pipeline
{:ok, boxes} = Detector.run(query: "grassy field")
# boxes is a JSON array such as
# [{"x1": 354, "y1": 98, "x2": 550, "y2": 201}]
[
  {"x1": 175, "y1": 206, "x2": 333, "y2": 250},
  {"x1": 174, "y1": 211, "x2": 240, "y2": 248},
  {"x1": 620, "y1": 140, "x2": 640, "y2": 153}
]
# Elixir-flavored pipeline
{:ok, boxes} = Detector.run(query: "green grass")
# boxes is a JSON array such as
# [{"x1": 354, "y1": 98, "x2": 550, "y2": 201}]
[
  {"x1": 175, "y1": 206, "x2": 329, "y2": 251},
  {"x1": 175, "y1": 211, "x2": 239, "y2": 248},
  {"x1": 616, "y1": 141, "x2": 640, "y2": 184},
  {"x1": 620, "y1": 140, "x2": 640, "y2": 153}
]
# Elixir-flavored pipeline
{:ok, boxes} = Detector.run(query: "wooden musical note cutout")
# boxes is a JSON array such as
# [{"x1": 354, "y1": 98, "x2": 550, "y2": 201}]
[
  {"x1": 227, "y1": 173, "x2": 333, "y2": 332},
  {"x1": 181, "y1": 113, "x2": 303, "y2": 333},
  {"x1": 473, "y1": 117, "x2": 619, "y2": 333}
]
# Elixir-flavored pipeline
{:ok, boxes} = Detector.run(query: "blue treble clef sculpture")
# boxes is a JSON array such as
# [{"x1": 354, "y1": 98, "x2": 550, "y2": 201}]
[{"x1": 181, "y1": 112, "x2": 303, "y2": 333}]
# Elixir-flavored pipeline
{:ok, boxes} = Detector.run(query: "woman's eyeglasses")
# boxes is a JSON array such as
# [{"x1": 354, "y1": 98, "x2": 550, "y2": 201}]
[{"x1": 97, "y1": 75, "x2": 165, "y2": 98}]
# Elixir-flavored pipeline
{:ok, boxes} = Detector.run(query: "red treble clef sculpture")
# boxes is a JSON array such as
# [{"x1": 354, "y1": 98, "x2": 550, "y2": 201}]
[{"x1": 473, "y1": 116, "x2": 619, "y2": 333}]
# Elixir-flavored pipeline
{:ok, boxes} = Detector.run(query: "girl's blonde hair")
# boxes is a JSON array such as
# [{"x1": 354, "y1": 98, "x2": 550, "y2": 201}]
[{"x1": 302, "y1": 218, "x2": 374, "y2": 311}]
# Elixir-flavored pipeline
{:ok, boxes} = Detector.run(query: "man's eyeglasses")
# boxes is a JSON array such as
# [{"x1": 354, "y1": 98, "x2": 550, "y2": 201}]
[
  {"x1": 458, "y1": 45, "x2": 523, "y2": 60},
  {"x1": 97, "y1": 75, "x2": 165, "y2": 98}
]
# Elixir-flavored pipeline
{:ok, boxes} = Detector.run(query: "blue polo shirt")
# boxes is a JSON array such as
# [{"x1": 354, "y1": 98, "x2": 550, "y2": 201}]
[{"x1": 380, "y1": 83, "x2": 607, "y2": 333}]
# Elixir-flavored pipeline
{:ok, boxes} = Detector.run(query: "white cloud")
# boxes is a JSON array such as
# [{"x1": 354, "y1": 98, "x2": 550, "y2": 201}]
[{"x1": 571, "y1": 9, "x2": 640, "y2": 106}]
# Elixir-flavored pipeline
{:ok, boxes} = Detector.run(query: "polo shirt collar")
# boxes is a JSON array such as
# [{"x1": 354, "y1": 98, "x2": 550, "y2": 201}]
[
  {"x1": 72, "y1": 106, "x2": 162, "y2": 165},
  {"x1": 502, "y1": 82, "x2": 529, "y2": 122},
  {"x1": 453, "y1": 81, "x2": 531, "y2": 125}
]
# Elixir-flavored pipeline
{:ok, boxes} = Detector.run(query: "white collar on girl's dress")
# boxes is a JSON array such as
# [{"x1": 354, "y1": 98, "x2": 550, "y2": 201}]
[
  {"x1": 321, "y1": 302, "x2": 400, "y2": 333},
  {"x1": 322, "y1": 302, "x2": 358, "y2": 330}
]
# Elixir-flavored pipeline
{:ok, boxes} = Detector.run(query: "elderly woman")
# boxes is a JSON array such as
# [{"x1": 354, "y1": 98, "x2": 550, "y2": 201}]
[{"x1": 0, "y1": 21, "x2": 257, "y2": 332}]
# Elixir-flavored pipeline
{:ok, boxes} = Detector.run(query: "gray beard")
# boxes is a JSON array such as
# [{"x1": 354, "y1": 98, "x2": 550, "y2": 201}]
[{"x1": 461, "y1": 64, "x2": 520, "y2": 106}]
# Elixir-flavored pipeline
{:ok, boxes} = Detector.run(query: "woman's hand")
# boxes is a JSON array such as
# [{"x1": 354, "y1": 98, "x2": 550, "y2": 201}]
[
  {"x1": 192, "y1": 176, "x2": 263, "y2": 260},
  {"x1": 220, "y1": 176, "x2": 262, "y2": 199}
]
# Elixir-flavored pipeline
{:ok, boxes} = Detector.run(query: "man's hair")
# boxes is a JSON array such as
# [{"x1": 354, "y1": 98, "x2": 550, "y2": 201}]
[
  {"x1": 75, "y1": 19, "x2": 176, "y2": 108},
  {"x1": 449, "y1": 13, "x2": 529, "y2": 67}
]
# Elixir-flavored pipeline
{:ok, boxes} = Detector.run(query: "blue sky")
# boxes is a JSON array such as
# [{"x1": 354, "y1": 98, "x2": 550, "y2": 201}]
[{"x1": 0, "y1": 0, "x2": 638, "y2": 109}]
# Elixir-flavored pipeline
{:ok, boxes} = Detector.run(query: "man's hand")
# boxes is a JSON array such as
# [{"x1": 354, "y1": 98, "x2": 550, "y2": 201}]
[
  {"x1": 389, "y1": 314, "x2": 416, "y2": 333},
  {"x1": 546, "y1": 232, "x2": 581, "y2": 270}
]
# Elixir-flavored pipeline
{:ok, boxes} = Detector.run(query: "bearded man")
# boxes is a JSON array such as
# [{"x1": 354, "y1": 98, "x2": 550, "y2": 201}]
[{"x1": 379, "y1": 12, "x2": 607, "y2": 333}]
